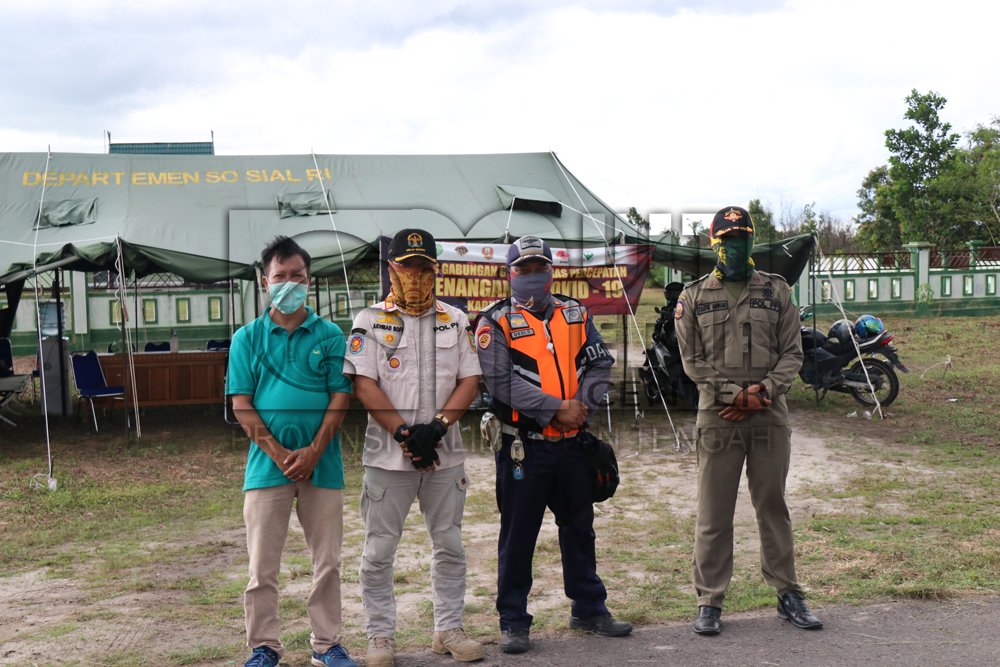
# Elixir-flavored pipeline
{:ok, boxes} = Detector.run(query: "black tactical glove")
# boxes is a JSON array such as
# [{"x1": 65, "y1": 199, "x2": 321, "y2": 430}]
[
  {"x1": 393, "y1": 423, "x2": 411, "y2": 443},
  {"x1": 404, "y1": 420, "x2": 447, "y2": 469}
]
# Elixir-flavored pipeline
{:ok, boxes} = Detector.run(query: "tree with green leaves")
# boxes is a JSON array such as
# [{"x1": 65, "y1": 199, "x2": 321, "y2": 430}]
[
  {"x1": 747, "y1": 198, "x2": 780, "y2": 243},
  {"x1": 884, "y1": 89, "x2": 960, "y2": 244},
  {"x1": 941, "y1": 119, "x2": 1000, "y2": 245},
  {"x1": 626, "y1": 206, "x2": 650, "y2": 238},
  {"x1": 854, "y1": 89, "x2": 1000, "y2": 249},
  {"x1": 777, "y1": 202, "x2": 858, "y2": 252},
  {"x1": 854, "y1": 165, "x2": 902, "y2": 250}
]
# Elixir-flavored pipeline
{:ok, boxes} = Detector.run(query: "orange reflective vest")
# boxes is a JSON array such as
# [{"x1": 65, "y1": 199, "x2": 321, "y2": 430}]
[{"x1": 494, "y1": 299, "x2": 588, "y2": 438}]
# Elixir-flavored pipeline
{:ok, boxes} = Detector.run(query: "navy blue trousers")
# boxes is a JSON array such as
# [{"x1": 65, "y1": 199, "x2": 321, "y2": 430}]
[{"x1": 495, "y1": 433, "x2": 609, "y2": 631}]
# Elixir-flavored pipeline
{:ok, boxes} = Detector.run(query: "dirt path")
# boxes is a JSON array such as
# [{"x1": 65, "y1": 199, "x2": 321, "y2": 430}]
[
  {"x1": 399, "y1": 594, "x2": 1000, "y2": 666},
  {"x1": 0, "y1": 413, "x2": 875, "y2": 665}
]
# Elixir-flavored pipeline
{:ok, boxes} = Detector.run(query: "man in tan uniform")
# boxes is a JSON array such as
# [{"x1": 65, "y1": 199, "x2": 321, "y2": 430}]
[
  {"x1": 675, "y1": 206, "x2": 822, "y2": 636},
  {"x1": 345, "y1": 228, "x2": 485, "y2": 665}
]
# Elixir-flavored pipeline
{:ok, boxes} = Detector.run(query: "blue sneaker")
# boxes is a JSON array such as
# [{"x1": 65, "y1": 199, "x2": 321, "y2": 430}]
[
  {"x1": 244, "y1": 646, "x2": 280, "y2": 667},
  {"x1": 311, "y1": 644, "x2": 357, "y2": 667}
]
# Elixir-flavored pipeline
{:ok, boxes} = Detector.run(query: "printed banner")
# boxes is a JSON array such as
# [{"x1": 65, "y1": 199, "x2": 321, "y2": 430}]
[{"x1": 380, "y1": 238, "x2": 651, "y2": 315}]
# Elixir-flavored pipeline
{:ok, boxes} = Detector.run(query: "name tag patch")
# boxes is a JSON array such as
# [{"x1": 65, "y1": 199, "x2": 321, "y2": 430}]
[
  {"x1": 750, "y1": 298, "x2": 780, "y2": 311},
  {"x1": 695, "y1": 300, "x2": 729, "y2": 316},
  {"x1": 511, "y1": 328, "x2": 536, "y2": 339}
]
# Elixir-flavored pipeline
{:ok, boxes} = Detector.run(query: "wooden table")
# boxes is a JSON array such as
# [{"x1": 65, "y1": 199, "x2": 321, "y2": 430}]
[{"x1": 98, "y1": 351, "x2": 228, "y2": 408}]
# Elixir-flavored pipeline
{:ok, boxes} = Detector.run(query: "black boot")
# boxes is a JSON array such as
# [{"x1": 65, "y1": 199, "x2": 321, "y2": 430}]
[
  {"x1": 569, "y1": 614, "x2": 633, "y2": 637},
  {"x1": 499, "y1": 628, "x2": 530, "y2": 654},
  {"x1": 777, "y1": 593, "x2": 823, "y2": 629},
  {"x1": 693, "y1": 606, "x2": 722, "y2": 635}
]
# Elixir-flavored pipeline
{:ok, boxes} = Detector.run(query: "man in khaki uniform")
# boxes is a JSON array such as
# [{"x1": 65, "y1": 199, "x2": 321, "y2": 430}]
[
  {"x1": 675, "y1": 206, "x2": 822, "y2": 636},
  {"x1": 344, "y1": 228, "x2": 485, "y2": 666}
]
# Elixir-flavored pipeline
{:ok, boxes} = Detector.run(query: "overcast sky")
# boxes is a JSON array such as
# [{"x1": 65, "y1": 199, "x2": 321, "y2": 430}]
[{"x1": 1, "y1": 0, "x2": 996, "y2": 232}]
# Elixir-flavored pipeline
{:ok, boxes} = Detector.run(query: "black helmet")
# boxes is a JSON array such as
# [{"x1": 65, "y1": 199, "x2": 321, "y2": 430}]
[{"x1": 664, "y1": 282, "x2": 683, "y2": 302}]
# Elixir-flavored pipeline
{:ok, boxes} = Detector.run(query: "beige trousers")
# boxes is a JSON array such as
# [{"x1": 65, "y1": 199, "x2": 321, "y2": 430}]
[{"x1": 244, "y1": 481, "x2": 344, "y2": 655}]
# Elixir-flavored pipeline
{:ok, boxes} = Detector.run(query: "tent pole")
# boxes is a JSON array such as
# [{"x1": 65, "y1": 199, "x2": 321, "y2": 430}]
[
  {"x1": 118, "y1": 271, "x2": 127, "y2": 359},
  {"x1": 326, "y1": 278, "x2": 333, "y2": 321},
  {"x1": 314, "y1": 280, "x2": 321, "y2": 318},
  {"x1": 254, "y1": 267, "x2": 261, "y2": 319},
  {"x1": 133, "y1": 274, "x2": 139, "y2": 350},
  {"x1": 229, "y1": 279, "x2": 237, "y2": 335},
  {"x1": 810, "y1": 242, "x2": 819, "y2": 406},
  {"x1": 620, "y1": 313, "x2": 628, "y2": 406},
  {"x1": 54, "y1": 270, "x2": 68, "y2": 417}
]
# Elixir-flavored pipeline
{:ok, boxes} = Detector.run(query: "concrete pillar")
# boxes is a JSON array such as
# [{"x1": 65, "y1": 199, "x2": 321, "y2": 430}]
[
  {"x1": 903, "y1": 241, "x2": 933, "y2": 287},
  {"x1": 903, "y1": 241, "x2": 934, "y2": 315},
  {"x1": 968, "y1": 240, "x2": 986, "y2": 268}
]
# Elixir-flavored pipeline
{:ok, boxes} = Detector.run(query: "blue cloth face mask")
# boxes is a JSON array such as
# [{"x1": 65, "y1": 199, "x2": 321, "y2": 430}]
[
  {"x1": 510, "y1": 271, "x2": 552, "y2": 312},
  {"x1": 268, "y1": 281, "x2": 308, "y2": 314}
]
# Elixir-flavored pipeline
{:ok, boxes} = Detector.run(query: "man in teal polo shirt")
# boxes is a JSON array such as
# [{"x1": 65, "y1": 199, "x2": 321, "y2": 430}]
[{"x1": 227, "y1": 236, "x2": 357, "y2": 667}]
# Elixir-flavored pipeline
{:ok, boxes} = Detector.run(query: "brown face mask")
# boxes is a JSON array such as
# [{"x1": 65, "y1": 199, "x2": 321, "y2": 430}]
[{"x1": 388, "y1": 262, "x2": 436, "y2": 315}]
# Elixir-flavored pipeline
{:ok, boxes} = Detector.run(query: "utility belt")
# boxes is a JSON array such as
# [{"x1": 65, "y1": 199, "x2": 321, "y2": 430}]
[
  {"x1": 499, "y1": 423, "x2": 571, "y2": 443},
  {"x1": 480, "y1": 411, "x2": 573, "y2": 455},
  {"x1": 481, "y1": 411, "x2": 575, "y2": 482}
]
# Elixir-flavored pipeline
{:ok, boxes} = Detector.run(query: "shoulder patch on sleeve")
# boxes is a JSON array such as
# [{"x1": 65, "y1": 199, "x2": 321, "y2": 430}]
[
  {"x1": 348, "y1": 333, "x2": 365, "y2": 354},
  {"x1": 476, "y1": 323, "x2": 493, "y2": 350},
  {"x1": 351, "y1": 327, "x2": 367, "y2": 335},
  {"x1": 674, "y1": 298, "x2": 686, "y2": 320}
]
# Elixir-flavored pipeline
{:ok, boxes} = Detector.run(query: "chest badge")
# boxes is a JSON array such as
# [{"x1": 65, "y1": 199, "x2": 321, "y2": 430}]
[{"x1": 508, "y1": 313, "x2": 529, "y2": 329}]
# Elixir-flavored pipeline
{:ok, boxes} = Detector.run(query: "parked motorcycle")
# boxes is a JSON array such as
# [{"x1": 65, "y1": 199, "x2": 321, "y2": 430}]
[
  {"x1": 639, "y1": 283, "x2": 699, "y2": 408},
  {"x1": 798, "y1": 307, "x2": 908, "y2": 407}
]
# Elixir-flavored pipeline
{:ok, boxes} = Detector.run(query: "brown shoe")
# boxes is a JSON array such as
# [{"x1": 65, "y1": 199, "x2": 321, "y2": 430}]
[
  {"x1": 366, "y1": 636, "x2": 395, "y2": 667},
  {"x1": 431, "y1": 627, "x2": 485, "y2": 662}
]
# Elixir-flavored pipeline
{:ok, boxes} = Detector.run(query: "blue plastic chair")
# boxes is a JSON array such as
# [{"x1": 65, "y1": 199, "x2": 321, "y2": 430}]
[{"x1": 71, "y1": 352, "x2": 126, "y2": 432}]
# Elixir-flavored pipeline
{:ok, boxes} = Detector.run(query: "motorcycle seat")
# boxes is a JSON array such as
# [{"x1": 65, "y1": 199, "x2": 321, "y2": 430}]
[{"x1": 800, "y1": 327, "x2": 827, "y2": 351}]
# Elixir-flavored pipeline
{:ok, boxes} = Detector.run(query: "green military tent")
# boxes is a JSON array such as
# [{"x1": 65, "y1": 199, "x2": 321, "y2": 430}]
[
  {"x1": 0, "y1": 151, "x2": 646, "y2": 335},
  {"x1": 0, "y1": 150, "x2": 815, "y2": 337}
]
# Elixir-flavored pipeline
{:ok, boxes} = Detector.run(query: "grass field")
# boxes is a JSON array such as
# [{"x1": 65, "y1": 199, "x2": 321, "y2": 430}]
[{"x1": 0, "y1": 309, "x2": 998, "y2": 666}]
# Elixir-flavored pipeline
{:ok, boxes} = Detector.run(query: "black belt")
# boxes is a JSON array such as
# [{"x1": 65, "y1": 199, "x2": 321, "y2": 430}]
[{"x1": 500, "y1": 423, "x2": 573, "y2": 442}]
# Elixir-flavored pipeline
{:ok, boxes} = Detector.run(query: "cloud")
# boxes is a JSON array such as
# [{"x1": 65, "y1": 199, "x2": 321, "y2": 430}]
[{"x1": 1, "y1": 0, "x2": 997, "y2": 225}]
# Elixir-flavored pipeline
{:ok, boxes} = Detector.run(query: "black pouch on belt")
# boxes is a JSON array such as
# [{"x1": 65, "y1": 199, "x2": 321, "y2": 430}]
[{"x1": 576, "y1": 430, "x2": 620, "y2": 502}]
